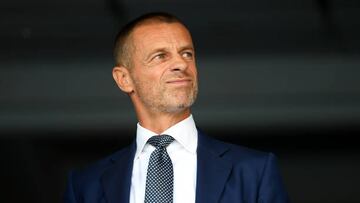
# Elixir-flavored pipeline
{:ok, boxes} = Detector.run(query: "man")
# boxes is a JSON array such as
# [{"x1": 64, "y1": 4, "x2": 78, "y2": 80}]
[{"x1": 64, "y1": 12, "x2": 289, "y2": 203}]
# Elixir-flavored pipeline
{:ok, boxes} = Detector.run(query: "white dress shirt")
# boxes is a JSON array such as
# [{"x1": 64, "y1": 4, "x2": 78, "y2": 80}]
[{"x1": 129, "y1": 115, "x2": 198, "y2": 203}]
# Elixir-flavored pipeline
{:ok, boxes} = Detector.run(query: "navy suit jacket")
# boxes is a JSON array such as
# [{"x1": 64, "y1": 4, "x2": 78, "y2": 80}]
[{"x1": 64, "y1": 131, "x2": 289, "y2": 203}]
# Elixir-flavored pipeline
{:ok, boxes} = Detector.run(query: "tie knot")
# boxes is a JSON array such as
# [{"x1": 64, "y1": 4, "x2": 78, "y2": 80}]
[{"x1": 147, "y1": 134, "x2": 175, "y2": 148}]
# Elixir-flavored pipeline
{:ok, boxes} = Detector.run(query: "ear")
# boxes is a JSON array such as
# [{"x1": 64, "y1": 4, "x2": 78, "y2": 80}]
[{"x1": 112, "y1": 66, "x2": 134, "y2": 93}]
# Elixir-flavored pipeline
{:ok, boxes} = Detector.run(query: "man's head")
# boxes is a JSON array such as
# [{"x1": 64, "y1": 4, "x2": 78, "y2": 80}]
[{"x1": 112, "y1": 12, "x2": 198, "y2": 118}]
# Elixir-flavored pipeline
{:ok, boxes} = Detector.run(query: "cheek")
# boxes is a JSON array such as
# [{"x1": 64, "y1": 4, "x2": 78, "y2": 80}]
[
  {"x1": 139, "y1": 72, "x2": 163, "y2": 92},
  {"x1": 189, "y1": 64, "x2": 198, "y2": 77}
]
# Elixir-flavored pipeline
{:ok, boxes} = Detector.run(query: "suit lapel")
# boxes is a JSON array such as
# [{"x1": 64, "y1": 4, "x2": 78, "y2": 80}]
[
  {"x1": 196, "y1": 132, "x2": 232, "y2": 203},
  {"x1": 101, "y1": 141, "x2": 136, "y2": 203}
]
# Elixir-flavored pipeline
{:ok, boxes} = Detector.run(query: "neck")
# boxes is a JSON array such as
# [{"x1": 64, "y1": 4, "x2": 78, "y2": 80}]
[{"x1": 136, "y1": 108, "x2": 191, "y2": 134}]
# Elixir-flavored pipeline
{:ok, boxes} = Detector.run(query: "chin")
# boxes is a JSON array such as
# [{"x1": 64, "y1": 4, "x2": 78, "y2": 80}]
[
  {"x1": 161, "y1": 101, "x2": 192, "y2": 113},
  {"x1": 161, "y1": 91, "x2": 197, "y2": 113}
]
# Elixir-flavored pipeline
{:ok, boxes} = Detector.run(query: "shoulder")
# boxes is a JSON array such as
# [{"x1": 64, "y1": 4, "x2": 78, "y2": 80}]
[
  {"x1": 64, "y1": 142, "x2": 136, "y2": 202},
  {"x1": 225, "y1": 140, "x2": 273, "y2": 165},
  {"x1": 196, "y1": 131, "x2": 289, "y2": 201},
  {"x1": 198, "y1": 130, "x2": 277, "y2": 170},
  {"x1": 70, "y1": 143, "x2": 133, "y2": 187}
]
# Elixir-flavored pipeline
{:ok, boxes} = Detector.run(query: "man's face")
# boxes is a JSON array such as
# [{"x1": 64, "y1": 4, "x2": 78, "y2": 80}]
[{"x1": 128, "y1": 22, "x2": 198, "y2": 114}]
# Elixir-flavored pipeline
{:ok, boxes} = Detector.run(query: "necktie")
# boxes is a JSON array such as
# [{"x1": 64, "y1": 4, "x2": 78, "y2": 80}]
[{"x1": 144, "y1": 134, "x2": 175, "y2": 203}]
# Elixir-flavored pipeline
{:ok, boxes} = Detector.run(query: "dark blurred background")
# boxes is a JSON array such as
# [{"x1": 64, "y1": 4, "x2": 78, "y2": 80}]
[{"x1": 1, "y1": 0, "x2": 360, "y2": 202}]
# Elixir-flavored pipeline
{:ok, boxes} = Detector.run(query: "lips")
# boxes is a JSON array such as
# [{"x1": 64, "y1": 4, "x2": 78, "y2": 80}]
[{"x1": 165, "y1": 78, "x2": 192, "y2": 86}]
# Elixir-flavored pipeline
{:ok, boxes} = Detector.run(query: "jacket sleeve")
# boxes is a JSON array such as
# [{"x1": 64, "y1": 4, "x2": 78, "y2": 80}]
[
  {"x1": 258, "y1": 153, "x2": 290, "y2": 203},
  {"x1": 64, "y1": 171, "x2": 78, "y2": 203}
]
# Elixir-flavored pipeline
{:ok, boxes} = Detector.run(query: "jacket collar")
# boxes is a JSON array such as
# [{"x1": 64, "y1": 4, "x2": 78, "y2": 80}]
[{"x1": 195, "y1": 130, "x2": 233, "y2": 203}]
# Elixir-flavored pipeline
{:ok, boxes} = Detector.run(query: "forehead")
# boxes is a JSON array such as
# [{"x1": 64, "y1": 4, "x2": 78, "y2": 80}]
[{"x1": 130, "y1": 22, "x2": 194, "y2": 50}]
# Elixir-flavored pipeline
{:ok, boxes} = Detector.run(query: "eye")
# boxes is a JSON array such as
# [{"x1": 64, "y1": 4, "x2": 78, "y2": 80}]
[
  {"x1": 182, "y1": 51, "x2": 193, "y2": 60},
  {"x1": 153, "y1": 53, "x2": 167, "y2": 61}
]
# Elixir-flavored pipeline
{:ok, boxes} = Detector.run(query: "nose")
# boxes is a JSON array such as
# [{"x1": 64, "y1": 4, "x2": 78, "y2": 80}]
[{"x1": 170, "y1": 54, "x2": 188, "y2": 72}]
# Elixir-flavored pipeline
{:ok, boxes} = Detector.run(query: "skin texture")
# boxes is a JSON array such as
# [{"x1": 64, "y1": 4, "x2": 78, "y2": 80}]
[{"x1": 113, "y1": 22, "x2": 198, "y2": 134}]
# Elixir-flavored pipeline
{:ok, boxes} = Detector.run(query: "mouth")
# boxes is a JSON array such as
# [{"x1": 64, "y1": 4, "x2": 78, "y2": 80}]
[{"x1": 166, "y1": 79, "x2": 192, "y2": 86}]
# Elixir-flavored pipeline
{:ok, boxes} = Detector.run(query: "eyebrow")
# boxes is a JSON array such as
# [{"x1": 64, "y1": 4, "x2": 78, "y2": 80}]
[{"x1": 179, "y1": 45, "x2": 194, "y2": 52}]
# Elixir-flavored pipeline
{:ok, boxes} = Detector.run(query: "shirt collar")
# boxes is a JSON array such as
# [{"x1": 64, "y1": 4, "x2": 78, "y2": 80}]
[{"x1": 135, "y1": 115, "x2": 198, "y2": 159}]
